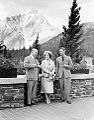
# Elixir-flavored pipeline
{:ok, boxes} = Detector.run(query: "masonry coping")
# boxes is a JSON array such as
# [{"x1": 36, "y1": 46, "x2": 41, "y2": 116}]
[{"x1": 0, "y1": 73, "x2": 94, "y2": 84}]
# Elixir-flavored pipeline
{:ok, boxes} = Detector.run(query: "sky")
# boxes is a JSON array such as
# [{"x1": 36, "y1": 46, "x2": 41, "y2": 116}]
[{"x1": 0, "y1": 0, "x2": 94, "y2": 30}]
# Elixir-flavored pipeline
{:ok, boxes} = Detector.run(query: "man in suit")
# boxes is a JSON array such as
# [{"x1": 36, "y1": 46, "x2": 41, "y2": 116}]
[
  {"x1": 24, "y1": 48, "x2": 40, "y2": 106},
  {"x1": 56, "y1": 47, "x2": 73, "y2": 104}
]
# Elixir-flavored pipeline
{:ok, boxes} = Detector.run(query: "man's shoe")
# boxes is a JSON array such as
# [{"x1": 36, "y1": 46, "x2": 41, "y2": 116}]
[
  {"x1": 32, "y1": 102, "x2": 38, "y2": 105},
  {"x1": 60, "y1": 99, "x2": 65, "y2": 102},
  {"x1": 67, "y1": 100, "x2": 71, "y2": 104},
  {"x1": 27, "y1": 104, "x2": 32, "y2": 106},
  {"x1": 32, "y1": 100, "x2": 38, "y2": 105}
]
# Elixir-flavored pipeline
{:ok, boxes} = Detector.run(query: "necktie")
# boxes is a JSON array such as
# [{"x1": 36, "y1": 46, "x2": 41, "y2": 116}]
[{"x1": 62, "y1": 56, "x2": 64, "y2": 62}]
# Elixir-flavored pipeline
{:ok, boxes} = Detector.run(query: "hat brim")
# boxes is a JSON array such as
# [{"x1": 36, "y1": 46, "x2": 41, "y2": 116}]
[{"x1": 43, "y1": 51, "x2": 52, "y2": 56}]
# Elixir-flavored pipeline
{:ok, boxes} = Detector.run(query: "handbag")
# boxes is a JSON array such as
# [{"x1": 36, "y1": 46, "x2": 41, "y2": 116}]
[
  {"x1": 42, "y1": 72, "x2": 49, "y2": 78},
  {"x1": 42, "y1": 68, "x2": 56, "y2": 81},
  {"x1": 48, "y1": 74, "x2": 56, "y2": 82}
]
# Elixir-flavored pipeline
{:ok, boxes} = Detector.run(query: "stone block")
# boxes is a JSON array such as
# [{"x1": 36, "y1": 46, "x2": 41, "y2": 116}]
[
  {"x1": 92, "y1": 87, "x2": 94, "y2": 90},
  {"x1": 14, "y1": 94, "x2": 24, "y2": 100},
  {"x1": 86, "y1": 90, "x2": 92, "y2": 95},
  {"x1": 3, "y1": 94, "x2": 15, "y2": 102},
  {"x1": 13, "y1": 84, "x2": 24, "y2": 89},
  {"x1": 19, "y1": 88, "x2": 24, "y2": 93},
  {"x1": 5, "y1": 89, "x2": 19, "y2": 94},
  {"x1": 90, "y1": 90, "x2": 94, "y2": 96},
  {"x1": 0, "y1": 103, "x2": 11, "y2": 108},
  {"x1": 0, "y1": 87, "x2": 13, "y2": 94},
  {"x1": 0, "y1": 94, "x2": 3, "y2": 103},
  {"x1": 0, "y1": 94, "x2": 2, "y2": 100},
  {"x1": 0, "y1": 102, "x2": 24, "y2": 108},
  {"x1": 76, "y1": 92, "x2": 81, "y2": 96}
]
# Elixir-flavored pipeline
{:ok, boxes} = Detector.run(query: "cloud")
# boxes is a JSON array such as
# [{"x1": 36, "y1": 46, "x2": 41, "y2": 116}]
[
  {"x1": 42, "y1": 0, "x2": 94, "y2": 29},
  {"x1": 80, "y1": 1, "x2": 94, "y2": 23},
  {"x1": 0, "y1": 3, "x2": 7, "y2": 20}
]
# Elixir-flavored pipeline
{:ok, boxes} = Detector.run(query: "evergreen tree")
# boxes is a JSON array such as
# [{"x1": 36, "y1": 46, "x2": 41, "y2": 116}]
[
  {"x1": 0, "y1": 40, "x2": 6, "y2": 57},
  {"x1": 60, "y1": 0, "x2": 84, "y2": 63},
  {"x1": 6, "y1": 50, "x2": 12, "y2": 60},
  {"x1": 28, "y1": 45, "x2": 32, "y2": 53},
  {"x1": 32, "y1": 33, "x2": 41, "y2": 50},
  {"x1": 32, "y1": 34, "x2": 43, "y2": 62}
]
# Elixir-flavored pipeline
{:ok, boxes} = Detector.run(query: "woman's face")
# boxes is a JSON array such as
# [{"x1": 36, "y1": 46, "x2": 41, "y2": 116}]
[{"x1": 45, "y1": 53, "x2": 50, "y2": 60}]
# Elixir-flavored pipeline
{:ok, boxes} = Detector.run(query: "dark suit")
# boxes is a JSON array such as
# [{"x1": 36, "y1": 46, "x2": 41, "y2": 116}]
[
  {"x1": 24, "y1": 54, "x2": 39, "y2": 105},
  {"x1": 56, "y1": 55, "x2": 73, "y2": 101}
]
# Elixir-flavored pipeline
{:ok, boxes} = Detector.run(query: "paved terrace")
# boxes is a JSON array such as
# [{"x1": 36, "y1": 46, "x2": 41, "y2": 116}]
[{"x1": 0, "y1": 97, "x2": 94, "y2": 120}]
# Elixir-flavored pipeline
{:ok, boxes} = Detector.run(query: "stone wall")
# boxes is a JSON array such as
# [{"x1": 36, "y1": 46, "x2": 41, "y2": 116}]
[
  {"x1": 0, "y1": 78, "x2": 94, "y2": 108},
  {"x1": 71, "y1": 79, "x2": 94, "y2": 98},
  {"x1": 36, "y1": 78, "x2": 94, "y2": 102},
  {"x1": 0, "y1": 84, "x2": 25, "y2": 108}
]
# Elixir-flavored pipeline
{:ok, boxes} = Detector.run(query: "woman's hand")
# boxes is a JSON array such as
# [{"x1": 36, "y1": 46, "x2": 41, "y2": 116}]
[
  {"x1": 49, "y1": 72, "x2": 55, "y2": 77},
  {"x1": 49, "y1": 72, "x2": 53, "y2": 75}
]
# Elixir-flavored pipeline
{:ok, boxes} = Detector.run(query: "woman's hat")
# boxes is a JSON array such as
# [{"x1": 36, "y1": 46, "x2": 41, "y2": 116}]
[{"x1": 43, "y1": 51, "x2": 53, "y2": 56}]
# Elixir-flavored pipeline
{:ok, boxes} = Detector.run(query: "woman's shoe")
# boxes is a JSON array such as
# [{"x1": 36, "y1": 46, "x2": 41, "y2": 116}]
[
  {"x1": 67, "y1": 100, "x2": 71, "y2": 104},
  {"x1": 46, "y1": 99, "x2": 51, "y2": 104},
  {"x1": 27, "y1": 104, "x2": 32, "y2": 106},
  {"x1": 46, "y1": 101, "x2": 51, "y2": 104}
]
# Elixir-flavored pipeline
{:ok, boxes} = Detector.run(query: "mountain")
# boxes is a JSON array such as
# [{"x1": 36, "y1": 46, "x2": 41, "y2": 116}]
[
  {"x1": 41, "y1": 33, "x2": 62, "y2": 58},
  {"x1": 81, "y1": 22, "x2": 94, "y2": 56},
  {"x1": 0, "y1": 10, "x2": 61, "y2": 49},
  {"x1": 41, "y1": 22, "x2": 94, "y2": 57},
  {"x1": 1, "y1": 9, "x2": 94, "y2": 57}
]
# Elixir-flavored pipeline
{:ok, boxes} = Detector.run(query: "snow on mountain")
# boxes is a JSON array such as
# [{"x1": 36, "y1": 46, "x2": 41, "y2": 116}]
[
  {"x1": 0, "y1": 10, "x2": 61, "y2": 49},
  {"x1": 23, "y1": 10, "x2": 61, "y2": 48}
]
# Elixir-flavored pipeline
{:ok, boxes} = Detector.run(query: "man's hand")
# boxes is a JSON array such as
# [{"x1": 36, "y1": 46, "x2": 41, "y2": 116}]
[
  {"x1": 37, "y1": 65, "x2": 41, "y2": 68},
  {"x1": 55, "y1": 76, "x2": 59, "y2": 80},
  {"x1": 49, "y1": 72, "x2": 54, "y2": 76},
  {"x1": 25, "y1": 64, "x2": 36, "y2": 68},
  {"x1": 63, "y1": 64, "x2": 68, "y2": 68}
]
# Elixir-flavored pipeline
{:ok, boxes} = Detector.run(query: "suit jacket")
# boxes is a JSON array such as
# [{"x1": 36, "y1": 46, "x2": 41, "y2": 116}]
[
  {"x1": 56, "y1": 55, "x2": 73, "y2": 79},
  {"x1": 24, "y1": 55, "x2": 39, "y2": 81}
]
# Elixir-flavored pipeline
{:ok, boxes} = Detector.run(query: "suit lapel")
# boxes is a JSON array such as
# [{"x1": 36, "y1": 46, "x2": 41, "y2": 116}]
[
  {"x1": 59, "y1": 55, "x2": 68, "y2": 65},
  {"x1": 59, "y1": 56, "x2": 65, "y2": 64},
  {"x1": 30, "y1": 55, "x2": 37, "y2": 65}
]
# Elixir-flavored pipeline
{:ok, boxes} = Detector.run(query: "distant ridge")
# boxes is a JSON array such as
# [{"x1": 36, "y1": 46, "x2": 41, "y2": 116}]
[{"x1": 41, "y1": 22, "x2": 94, "y2": 57}]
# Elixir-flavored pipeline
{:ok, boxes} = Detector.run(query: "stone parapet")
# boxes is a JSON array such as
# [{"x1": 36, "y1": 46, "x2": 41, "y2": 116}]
[
  {"x1": 0, "y1": 84, "x2": 25, "y2": 108},
  {"x1": 0, "y1": 74, "x2": 94, "y2": 107}
]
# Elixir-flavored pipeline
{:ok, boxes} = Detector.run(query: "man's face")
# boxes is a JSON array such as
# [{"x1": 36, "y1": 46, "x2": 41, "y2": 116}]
[
  {"x1": 59, "y1": 49, "x2": 65, "y2": 56},
  {"x1": 32, "y1": 49, "x2": 38, "y2": 58}
]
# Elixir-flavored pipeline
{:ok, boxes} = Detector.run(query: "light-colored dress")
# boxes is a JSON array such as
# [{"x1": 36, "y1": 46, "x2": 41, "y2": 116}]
[{"x1": 41, "y1": 59, "x2": 55, "y2": 93}]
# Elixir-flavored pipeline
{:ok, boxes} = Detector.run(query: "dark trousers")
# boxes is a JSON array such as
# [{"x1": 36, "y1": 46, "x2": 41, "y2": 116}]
[
  {"x1": 59, "y1": 77, "x2": 71, "y2": 101},
  {"x1": 27, "y1": 80, "x2": 38, "y2": 104}
]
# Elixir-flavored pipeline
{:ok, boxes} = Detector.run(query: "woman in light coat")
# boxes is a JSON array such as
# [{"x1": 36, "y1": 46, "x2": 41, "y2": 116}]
[{"x1": 41, "y1": 51, "x2": 55, "y2": 104}]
